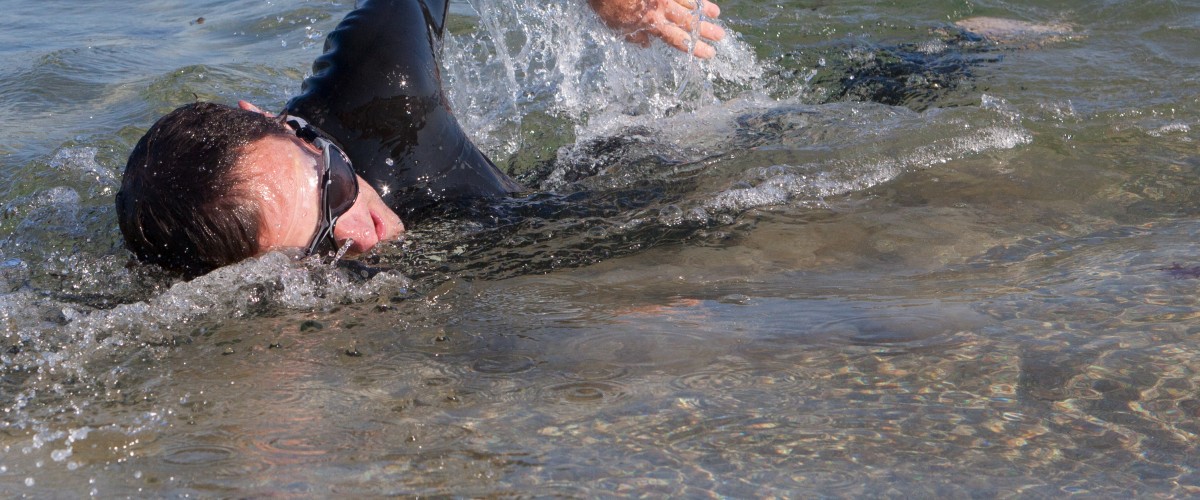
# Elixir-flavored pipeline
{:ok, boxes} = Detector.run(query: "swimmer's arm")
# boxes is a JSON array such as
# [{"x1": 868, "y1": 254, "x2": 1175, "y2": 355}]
[{"x1": 587, "y1": 0, "x2": 726, "y2": 59}]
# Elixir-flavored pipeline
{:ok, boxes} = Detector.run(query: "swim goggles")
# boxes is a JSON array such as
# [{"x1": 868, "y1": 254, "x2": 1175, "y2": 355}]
[{"x1": 282, "y1": 115, "x2": 360, "y2": 257}]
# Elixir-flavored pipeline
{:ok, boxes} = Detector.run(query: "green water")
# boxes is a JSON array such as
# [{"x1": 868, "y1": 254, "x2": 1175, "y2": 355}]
[{"x1": 1, "y1": 0, "x2": 1199, "y2": 496}]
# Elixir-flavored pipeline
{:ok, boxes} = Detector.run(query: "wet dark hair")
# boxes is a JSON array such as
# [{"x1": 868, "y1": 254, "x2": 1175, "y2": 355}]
[{"x1": 116, "y1": 102, "x2": 291, "y2": 277}]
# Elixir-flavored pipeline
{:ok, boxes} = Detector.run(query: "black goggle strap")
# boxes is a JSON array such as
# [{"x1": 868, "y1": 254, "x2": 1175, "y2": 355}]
[{"x1": 282, "y1": 115, "x2": 321, "y2": 143}]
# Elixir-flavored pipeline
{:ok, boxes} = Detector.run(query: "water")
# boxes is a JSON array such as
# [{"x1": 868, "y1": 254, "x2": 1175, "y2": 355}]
[{"x1": 1, "y1": 0, "x2": 1198, "y2": 496}]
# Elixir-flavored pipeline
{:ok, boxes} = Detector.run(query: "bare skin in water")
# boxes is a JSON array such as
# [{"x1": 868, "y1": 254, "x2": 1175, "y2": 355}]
[{"x1": 955, "y1": 17, "x2": 1078, "y2": 47}]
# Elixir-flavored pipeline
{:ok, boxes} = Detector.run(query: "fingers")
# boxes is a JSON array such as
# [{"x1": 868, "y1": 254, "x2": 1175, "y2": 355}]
[
  {"x1": 656, "y1": 23, "x2": 717, "y2": 59},
  {"x1": 238, "y1": 100, "x2": 261, "y2": 113},
  {"x1": 698, "y1": 20, "x2": 726, "y2": 42},
  {"x1": 593, "y1": 0, "x2": 727, "y2": 58},
  {"x1": 670, "y1": 0, "x2": 721, "y2": 19},
  {"x1": 662, "y1": 1, "x2": 726, "y2": 42},
  {"x1": 237, "y1": 100, "x2": 275, "y2": 117}
]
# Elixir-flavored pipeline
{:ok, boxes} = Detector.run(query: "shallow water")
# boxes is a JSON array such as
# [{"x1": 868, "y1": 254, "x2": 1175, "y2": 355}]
[{"x1": 2, "y1": 0, "x2": 1199, "y2": 496}]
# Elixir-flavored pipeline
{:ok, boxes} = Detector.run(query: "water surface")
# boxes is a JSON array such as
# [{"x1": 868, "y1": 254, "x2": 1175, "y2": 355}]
[{"x1": 1, "y1": 0, "x2": 1199, "y2": 496}]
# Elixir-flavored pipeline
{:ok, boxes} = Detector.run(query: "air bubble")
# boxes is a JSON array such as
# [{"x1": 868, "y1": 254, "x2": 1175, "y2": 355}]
[{"x1": 51, "y1": 448, "x2": 72, "y2": 462}]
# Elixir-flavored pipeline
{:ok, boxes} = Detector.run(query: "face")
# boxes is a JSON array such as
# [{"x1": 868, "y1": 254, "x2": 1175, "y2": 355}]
[{"x1": 238, "y1": 131, "x2": 405, "y2": 257}]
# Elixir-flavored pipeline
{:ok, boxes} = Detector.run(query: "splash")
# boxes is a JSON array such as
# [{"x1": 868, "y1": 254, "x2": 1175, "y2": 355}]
[
  {"x1": 0, "y1": 252, "x2": 411, "y2": 431},
  {"x1": 441, "y1": 0, "x2": 763, "y2": 162}
]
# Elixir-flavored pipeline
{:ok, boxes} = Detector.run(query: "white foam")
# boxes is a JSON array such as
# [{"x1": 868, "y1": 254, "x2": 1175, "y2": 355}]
[
  {"x1": 0, "y1": 252, "x2": 411, "y2": 405},
  {"x1": 1145, "y1": 122, "x2": 1192, "y2": 137},
  {"x1": 49, "y1": 147, "x2": 118, "y2": 194}
]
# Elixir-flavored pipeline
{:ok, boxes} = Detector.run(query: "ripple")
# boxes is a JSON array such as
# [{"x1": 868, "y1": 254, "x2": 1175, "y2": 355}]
[
  {"x1": 251, "y1": 431, "x2": 334, "y2": 465},
  {"x1": 251, "y1": 384, "x2": 313, "y2": 409},
  {"x1": 812, "y1": 314, "x2": 975, "y2": 354},
  {"x1": 349, "y1": 352, "x2": 436, "y2": 386},
  {"x1": 392, "y1": 328, "x2": 488, "y2": 357},
  {"x1": 154, "y1": 432, "x2": 272, "y2": 479},
  {"x1": 672, "y1": 368, "x2": 757, "y2": 391},
  {"x1": 541, "y1": 381, "x2": 630, "y2": 406},
  {"x1": 372, "y1": 422, "x2": 475, "y2": 457},
  {"x1": 253, "y1": 386, "x2": 377, "y2": 416},
  {"x1": 667, "y1": 354, "x2": 831, "y2": 397},
  {"x1": 247, "y1": 417, "x2": 464, "y2": 466},
  {"x1": 473, "y1": 276, "x2": 612, "y2": 324},
  {"x1": 556, "y1": 328, "x2": 717, "y2": 373},
  {"x1": 370, "y1": 351, "x2": 534, "y2": 409},
  {"x1": 471, "y1": 353, "x2": 538, "y2": 375},
  {"x1": 161, "y1": 444, "x2": 236, "y2": 466},
  {"x1": 232, "y1": 386, "x2": 401, "y2": 466},
  {"x1": 655, "y1": 412, "x2": 867, "y2": 482},
  {"x1": 562, "y1": 363, "x2": 630, "y2": 381}
]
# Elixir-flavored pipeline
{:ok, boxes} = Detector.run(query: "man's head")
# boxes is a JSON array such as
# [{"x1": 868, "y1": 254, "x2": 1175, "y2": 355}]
[{"x1": 116, "y1": 102, "x2": 403, "y2": 277}]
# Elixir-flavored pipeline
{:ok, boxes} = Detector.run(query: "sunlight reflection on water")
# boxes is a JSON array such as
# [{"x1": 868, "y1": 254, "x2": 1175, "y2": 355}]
[{"x1": 2, "y1": 0, "x2": 1200, "y2": 496}]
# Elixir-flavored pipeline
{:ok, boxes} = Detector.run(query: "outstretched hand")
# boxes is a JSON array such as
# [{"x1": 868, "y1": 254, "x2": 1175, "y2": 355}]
[{"x1": 588, "y1": 0, "x2": 726, "y2": 59}]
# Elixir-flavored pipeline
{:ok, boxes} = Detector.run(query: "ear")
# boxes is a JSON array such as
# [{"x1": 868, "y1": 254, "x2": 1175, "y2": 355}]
[{"x1": 238, "y1": 100, "x2": 274, "y2": 117}]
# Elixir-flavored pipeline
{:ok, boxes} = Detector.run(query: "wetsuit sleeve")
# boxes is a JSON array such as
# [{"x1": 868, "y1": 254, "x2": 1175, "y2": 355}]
[{"x1": 286, "y1": 0, "x2": 521, "y2": 221}]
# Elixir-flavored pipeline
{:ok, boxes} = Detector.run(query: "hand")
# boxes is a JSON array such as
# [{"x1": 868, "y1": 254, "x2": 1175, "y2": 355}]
[
  {"x1": 588, "y1": 0, "x2": 726, "y2": 59},
  {"x1": 238, "y1": 100, "x2": 274, "y2": 117}
]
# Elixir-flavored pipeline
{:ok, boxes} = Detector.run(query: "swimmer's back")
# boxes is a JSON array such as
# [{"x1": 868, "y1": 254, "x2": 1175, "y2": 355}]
[{"x1": 286, "y1": 0, "x2": 521, "y2": 221}]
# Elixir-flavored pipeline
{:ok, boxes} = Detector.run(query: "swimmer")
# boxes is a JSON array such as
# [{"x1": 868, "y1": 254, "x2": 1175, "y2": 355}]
[{"x1": 116, "y1": 0, "x2": 726, "y2": 277}]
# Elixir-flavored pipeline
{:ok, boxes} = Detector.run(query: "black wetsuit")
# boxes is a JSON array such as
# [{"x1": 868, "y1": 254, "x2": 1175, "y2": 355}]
[{"x1": 286, "y1": 0, "x2": 522, "y2": 222}]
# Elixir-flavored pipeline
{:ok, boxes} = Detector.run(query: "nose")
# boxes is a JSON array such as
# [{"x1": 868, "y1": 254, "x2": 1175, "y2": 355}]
[{"x1": 332, "y1": 215, "x2": 381, "y2": 254}]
